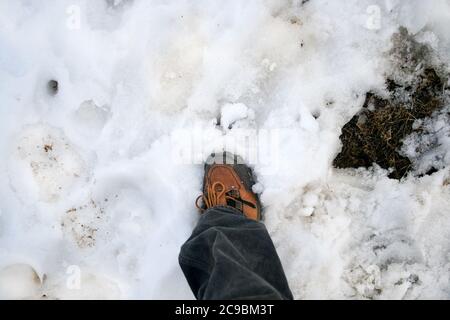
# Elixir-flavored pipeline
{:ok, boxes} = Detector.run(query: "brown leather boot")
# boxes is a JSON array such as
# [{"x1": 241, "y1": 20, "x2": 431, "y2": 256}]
[{"x1": 195, "y1": 152, "x2": 262, "y2": 221}]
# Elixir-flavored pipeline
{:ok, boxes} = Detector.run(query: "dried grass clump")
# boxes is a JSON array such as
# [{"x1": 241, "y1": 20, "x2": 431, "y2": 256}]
[{"x1": 333, "y1": 68, "x2": 446, "y2": 179}]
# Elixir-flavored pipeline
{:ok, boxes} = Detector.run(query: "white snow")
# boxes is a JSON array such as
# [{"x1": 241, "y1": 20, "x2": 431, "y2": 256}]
[
  {"x1": 0, "y1": 0, "x2": 450, "y2": 299},
  {"x1": 220, "y1": 102, "x2": 253, "y2": 130}
]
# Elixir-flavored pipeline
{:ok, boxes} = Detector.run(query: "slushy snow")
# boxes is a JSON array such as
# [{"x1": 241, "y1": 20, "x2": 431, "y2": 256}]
[{"x1": 0, "y1": 0, "x2": 450, "y2": 299}]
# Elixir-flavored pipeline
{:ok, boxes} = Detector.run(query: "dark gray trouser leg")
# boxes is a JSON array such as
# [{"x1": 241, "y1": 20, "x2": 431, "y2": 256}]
[{"x1": 179, "y1": 206, "x2": 293, "y2": 300}]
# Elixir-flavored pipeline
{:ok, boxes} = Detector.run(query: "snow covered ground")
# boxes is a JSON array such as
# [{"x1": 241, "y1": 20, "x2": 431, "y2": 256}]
[{"x1": 0, "y1": 0, "x2": 450, "y2": 299}]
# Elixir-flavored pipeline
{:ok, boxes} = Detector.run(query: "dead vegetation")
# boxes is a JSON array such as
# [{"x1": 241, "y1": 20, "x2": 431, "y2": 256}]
[{"x1": 333, "y1": 28, "x2": 449, "y2": 179}]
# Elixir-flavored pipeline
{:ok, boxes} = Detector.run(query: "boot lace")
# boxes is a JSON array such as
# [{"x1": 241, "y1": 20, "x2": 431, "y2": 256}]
[{"x1": 195, "y1": 181, "x2": 239, "y2": 212}]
